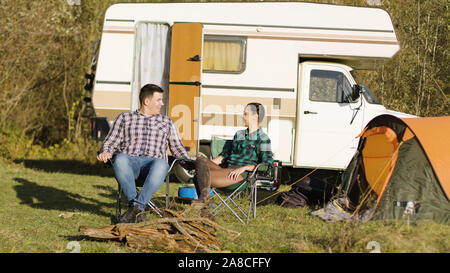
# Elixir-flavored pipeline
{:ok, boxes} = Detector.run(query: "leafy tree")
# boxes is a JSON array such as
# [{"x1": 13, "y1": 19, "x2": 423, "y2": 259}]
[{"x1": 0, "y1": 0, "x2": 447, "y2": 148}]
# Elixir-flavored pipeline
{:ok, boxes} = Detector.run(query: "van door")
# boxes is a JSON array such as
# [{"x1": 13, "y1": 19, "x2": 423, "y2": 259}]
[
  {"x1": 168, "y1": 23, "x2": 203, "y2": 157},
  {"x1": 295, "y1": 62, "x2": 364, "y2": 169}
]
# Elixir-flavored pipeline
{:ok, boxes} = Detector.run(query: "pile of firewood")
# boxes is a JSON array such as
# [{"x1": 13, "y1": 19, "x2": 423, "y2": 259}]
[{"x1": 79, "y1": 209, "x2": 240, "y2": 253}]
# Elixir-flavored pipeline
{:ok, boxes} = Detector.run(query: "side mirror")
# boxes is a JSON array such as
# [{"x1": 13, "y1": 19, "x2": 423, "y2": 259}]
[{"x1": 351, "y1": 84, "x2": 361, "y2": 101}]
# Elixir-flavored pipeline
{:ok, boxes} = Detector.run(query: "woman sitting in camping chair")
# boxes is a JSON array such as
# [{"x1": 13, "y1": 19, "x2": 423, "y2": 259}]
[{"x1": 192, "y1": 102, "x2": 273, "y2": 218}]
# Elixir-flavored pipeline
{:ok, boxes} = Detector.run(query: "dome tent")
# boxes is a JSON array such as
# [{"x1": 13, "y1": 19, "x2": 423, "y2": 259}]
[{"x1": 316, "y1": 115, "x2": 450, "y2": 223}]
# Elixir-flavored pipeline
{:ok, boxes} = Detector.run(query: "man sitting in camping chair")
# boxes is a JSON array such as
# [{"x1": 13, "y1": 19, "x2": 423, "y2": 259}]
[
  {"x1": 97, "y1": 84, "x2": 189, "y2": 223},
  {"x1": 192, "y1": 103, "x2": 274, "y2": 220}
]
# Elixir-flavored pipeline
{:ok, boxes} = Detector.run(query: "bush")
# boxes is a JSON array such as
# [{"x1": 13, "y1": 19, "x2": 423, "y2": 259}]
[
  {"x1": 0, "y1": 128, "x2": 101, "y2": 163},
  {"x1": 0, "y1": 0, "x2": 447, "y2": 163}
]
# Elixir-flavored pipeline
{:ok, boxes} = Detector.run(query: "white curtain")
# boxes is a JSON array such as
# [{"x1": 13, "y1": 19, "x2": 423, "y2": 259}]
[{"x1": 132, "y1": 23, "x2": 171, "y2": 113}]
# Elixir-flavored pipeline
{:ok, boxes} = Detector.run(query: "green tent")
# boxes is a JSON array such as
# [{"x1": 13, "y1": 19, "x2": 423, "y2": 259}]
[{"x1": 319, "y1": 115, "x2": 450, "y2": 224}]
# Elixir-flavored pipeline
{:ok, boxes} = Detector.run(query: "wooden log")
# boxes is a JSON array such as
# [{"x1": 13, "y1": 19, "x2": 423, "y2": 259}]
[{"x1": 79, "y1": 210, "x2": 239, "y2": 253}]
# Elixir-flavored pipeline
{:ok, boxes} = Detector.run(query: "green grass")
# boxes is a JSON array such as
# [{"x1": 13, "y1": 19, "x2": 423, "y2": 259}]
[{"x1": 0, "y1": 159, "x2": 448, "y2": 253}]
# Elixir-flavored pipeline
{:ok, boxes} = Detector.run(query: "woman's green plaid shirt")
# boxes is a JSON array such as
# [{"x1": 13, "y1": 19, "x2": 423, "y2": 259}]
[{"x1": 220, "y1": 128, "x2": 273, "y2": 167}]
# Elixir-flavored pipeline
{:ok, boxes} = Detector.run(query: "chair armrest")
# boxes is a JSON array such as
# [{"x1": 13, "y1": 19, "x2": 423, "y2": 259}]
[
  {"x1": 250, "y1": 161, "x2": 282, "y2": 191},
  {"x1": 249, "y1": 161, "x2": 281, "y2": 178},
  {"x1": 172, "y1": 157, "x2": 194, "y2": 163},
  {"x1": 170, "y1": 157, "x2": 195, "y2": 172}
]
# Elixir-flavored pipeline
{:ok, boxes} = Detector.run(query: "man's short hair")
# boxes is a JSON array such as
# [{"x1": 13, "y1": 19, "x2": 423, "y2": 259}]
[{"x1": 139, "y1": 84, "x2": 164, "y2": 106}]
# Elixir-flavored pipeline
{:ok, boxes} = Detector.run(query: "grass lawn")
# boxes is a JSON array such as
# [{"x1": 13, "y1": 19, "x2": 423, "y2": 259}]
[{"x1": 0, "y1": 159, "x2": 448, "y2": 253}]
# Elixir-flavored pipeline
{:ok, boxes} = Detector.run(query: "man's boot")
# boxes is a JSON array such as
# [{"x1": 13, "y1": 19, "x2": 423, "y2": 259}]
[
  {"x1": 135, "y1": 209, "x2": 147, "y2": 223},
  {"x1": 119, "y1": 203, "x2": 146, "y2": 223},
  {"x1": 191, "y1": 157, "x2": 213, "y2": 209}
]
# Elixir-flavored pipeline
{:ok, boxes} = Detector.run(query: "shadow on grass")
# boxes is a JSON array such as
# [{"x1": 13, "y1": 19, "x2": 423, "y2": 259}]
[
  {"x1": 13, "y1": 177, "x2": 115, "y2": 218},
  {"x1": 13, "y1": 159, "x2": 114, "y2": 177}
]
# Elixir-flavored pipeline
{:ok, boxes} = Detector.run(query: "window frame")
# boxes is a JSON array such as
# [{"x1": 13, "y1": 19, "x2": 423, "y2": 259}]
[
  {"x1": 308, "y1": 69, "x2": 355, "y2": 104},
  {"x1": 202, "y1": 35, "x2": 247, "y2": 74}
]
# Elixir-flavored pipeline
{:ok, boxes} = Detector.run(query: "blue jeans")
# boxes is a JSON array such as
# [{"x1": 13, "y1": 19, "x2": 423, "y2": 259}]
[{"x1": 112, "y1": 154, "x2": 169, "y2": 211}]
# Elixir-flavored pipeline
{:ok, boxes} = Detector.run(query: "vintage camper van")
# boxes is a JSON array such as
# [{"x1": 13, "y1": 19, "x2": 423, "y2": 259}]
[{"x1": 87, "y1": 2, "x2": 414, "y2": 182}]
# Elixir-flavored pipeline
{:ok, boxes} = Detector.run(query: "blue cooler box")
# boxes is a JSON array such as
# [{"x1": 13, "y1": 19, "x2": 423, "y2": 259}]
[{"x1": 178, "y1": 184, "x2": 213, "y2": 200}]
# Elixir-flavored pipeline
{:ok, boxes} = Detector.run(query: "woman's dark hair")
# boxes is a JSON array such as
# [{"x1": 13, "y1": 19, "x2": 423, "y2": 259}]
[
  {"x1": 139, "y1": 84, "x2": 164, "y2": 106},
  {"x1": 246, "y1": 102, "x2": 265, "y2": 123}
]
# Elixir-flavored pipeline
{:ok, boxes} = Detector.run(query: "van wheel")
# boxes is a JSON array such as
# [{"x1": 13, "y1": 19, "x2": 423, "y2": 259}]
[{"x1": 172, "y1": 145, "x2": 211, "y2": 183}]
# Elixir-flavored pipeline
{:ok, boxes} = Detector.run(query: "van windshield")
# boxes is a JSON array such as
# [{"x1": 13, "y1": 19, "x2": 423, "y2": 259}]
[
  {"x1": 350, "y1": 71, "x2": 381, "y2": 105},
  {"x1": 362, "y1": 87, "x2": 381, "y2": 104}
]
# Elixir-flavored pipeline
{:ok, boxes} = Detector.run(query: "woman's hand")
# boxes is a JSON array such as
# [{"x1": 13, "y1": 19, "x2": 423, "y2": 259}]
[
  {"x1": 228, "y1": 165, "x2": 254, "y2": 181},
  {"x1": 211, "y1": 156, "x2": 223, "y2": 165},
  {"x1": 228, "y1": 166, "x2": 247, "y2": 181}
]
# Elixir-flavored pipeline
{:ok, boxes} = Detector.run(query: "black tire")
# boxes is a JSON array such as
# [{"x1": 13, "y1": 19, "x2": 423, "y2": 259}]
[{"x1": 172, "y1": 163, "x2": 195, "y2": 183}]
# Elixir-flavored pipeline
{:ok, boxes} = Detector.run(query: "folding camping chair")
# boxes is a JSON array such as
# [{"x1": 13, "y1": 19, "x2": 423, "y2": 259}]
[
  {"x1": 211, "y1": 161, "x2": 281, "y2": 224},
  {"x1": 112, "y1": 157, "x2": 187, "y2": 222},
  {"x1": 208, "y1": 137, "x2": 282, "y2": 224}
]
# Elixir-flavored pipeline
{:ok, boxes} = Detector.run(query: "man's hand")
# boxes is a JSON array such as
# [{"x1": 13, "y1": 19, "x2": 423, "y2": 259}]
[
  {"x1": 179, "y1": 159, "x2": 195, "y2": 171},
  {"x1": 97, "y1": 152, "x2": 112, "y2": 163}
]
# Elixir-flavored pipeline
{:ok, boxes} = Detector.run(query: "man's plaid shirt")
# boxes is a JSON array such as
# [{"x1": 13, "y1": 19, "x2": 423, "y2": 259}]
[
  {"x1": 100, "y1": 110, "x2": 188, "y2": 160},
  {"x1": 219, "y1": 128, "x2": 273, "y2": 167}
]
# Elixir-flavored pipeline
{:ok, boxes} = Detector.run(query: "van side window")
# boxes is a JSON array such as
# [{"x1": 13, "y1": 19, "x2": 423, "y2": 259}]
[
  {"x1": 309, "y1": 70, "x2": 353, "y2": 103},
  {"x1": 203, "y1": 35, "x2": 246, "y2": 73}
]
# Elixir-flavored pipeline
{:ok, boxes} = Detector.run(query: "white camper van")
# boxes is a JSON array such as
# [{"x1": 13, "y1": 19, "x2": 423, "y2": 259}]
[{"x1": 86, "y1": 2, "x2": 414, "y2": 182}]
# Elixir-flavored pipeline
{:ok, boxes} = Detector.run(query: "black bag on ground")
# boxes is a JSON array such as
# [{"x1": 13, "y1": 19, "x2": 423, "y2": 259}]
[
  {"x1": 277, "y1": 176, "x2": 337, "y2": 208},
  {"x1": 277, "y1": 186, "x2": 308, "y2": 208}
]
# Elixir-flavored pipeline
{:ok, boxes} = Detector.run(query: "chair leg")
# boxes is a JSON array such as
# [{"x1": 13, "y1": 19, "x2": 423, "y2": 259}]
[
  {"x1": 116, "y1": 183, "x2": 163, "y2": 220},
  {"x1": 148, "y1": 201, "x2": 163, "y2": 218},
  {"x1": 165, "y1": 158, "x2": 181, "y2": 209},
  {"x1": 253, "y1": 183, "x2": 257, "y2": 219},
  {"x1": 165, "y1": 175, "x2": 170, "y2": 209},
  {"x1": 212, "y1": 182, "x2": 251, "y2": 225},
  {"x1": 212, "y1": 188, "x2": 239, "y2": 215},
  {"x1": 227, "y1": 192, "x2": 248, "y2": 217},
  {"x1": 246, "y1": 188, "x2": 252, "y2": 224},
  {"x1": 247, "y1": 184, "x2": 256, "y2": 224},
  {"x1": 212, "y1": 190, "x2": 241, "y2": 216},
  {"x1": 244, "y1": 183, "x2": 259, "y2": 224},
  {"x1": 116, "y1": 185, "x2": 122, "y2": 223},
  {"x1": 212, "y1": 189, "x2": 246, "y2": 224}
]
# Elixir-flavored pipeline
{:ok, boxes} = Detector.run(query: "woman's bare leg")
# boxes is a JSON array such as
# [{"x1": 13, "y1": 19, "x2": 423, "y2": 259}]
[
  {"x1": 210, "y1": 168, "x2": 244, "y2": 188},
  {"x1": 203, "y1": 157, "x2": 223, "y2": 170},
  {"x1": 194, "y1": 156, "x2": 244, "y2": 191}
]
